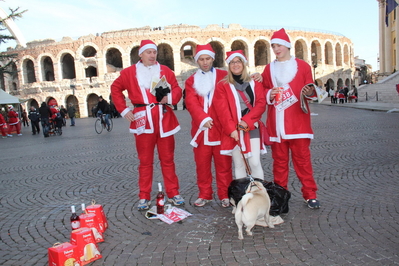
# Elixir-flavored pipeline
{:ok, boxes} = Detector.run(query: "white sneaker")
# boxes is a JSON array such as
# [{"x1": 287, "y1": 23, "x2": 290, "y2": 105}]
[
  {"x1": 7, "y1": 134, "x2": 12, "y2": 137},
  {"x1": 17, "y1": 133, "x2": 22, "y2": 136}
]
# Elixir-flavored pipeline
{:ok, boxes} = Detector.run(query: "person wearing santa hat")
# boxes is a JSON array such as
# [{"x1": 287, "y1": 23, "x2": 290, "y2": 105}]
[
  {"x1": 0, "y1": 111, "x2": 8, "y2": 138},
  {"x1": 260, "y1": 28, "x2": 320, "y2": 209},
  {"x1": 185, "y1": 44, "x2": 233, "y2": 208},
  {"x1": 7, "y1": 105, "x2": 21, "y2": 136},
  {"x1": 213, "y1": 50, "x2": 266, "y2": 182},
  {"x1": 111, "y1": 39, "x2": 184, "y2": 210}
]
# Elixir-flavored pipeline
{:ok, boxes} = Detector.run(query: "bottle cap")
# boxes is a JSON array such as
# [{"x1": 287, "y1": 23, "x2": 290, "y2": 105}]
[
  {"x1": 81, "y1": 203, "x2": 85, "y2": 210},
  {"x1": 158, "y1": 182, "x2": 162, "y2": 192},
  {"x1": 71, "y1": 206, "x2": 76, "y2": 213}
]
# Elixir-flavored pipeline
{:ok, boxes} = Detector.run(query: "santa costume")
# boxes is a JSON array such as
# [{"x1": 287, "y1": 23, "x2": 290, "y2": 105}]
[
  {"x1": 261, "y1": 28, "x2": 319, "y2": 201},
  {"x1": 213, "y1": 50, "x2": 266, "y2": 180},
  {"x1": 185, "y1": 44, "x2": 233, "y2": 203},
  {"x1": 111, "y1": 40, "x2": 183, "y2": 202},
  {"x1": 0, "y1": 113, "x2": 7, "y2": 138},
  {"x1": 7, "y1": 105, "x2": 21, "y2": 135}
]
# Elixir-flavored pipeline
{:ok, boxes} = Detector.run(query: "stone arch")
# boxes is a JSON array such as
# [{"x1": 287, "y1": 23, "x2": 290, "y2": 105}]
[
  {"x1": 87, "y1": 93, "x2": 99, "y2": 117},
  {"x1": 254, "y1": 39, "x2": 269, "y2": 67},
  {"x1": 66, "y1": 95, "x2": 80, "y2": 117},
  {"x1": 22, "y1": 58, "x2": 36, "y2": 84},
  {"x1": 343, "y1": 44, "x2": 349, "y2": 65},
  {"x1": 209, "y1": 41, "x2": 225, "y2": 68},
  {"x1": 324, "y1": 41, "x2": 333, "y2": 65},
  {"x1": 294, "y1": 39, "x2": 307, "y2": 61},
  {"x1": 180, "y1": 41, "x2": 196, "y2": 64},
  {"x1": 345, "y1": 78, "x2": 350, "y2": 87},
  {"x1": 157, "y1": 43, "x2": 174, "y2": 71},
  {"x1": 337, "y1": 78, "x2": 344, "y2": 89},
  {"x1": 85, "y1": 66, "x2": 97, "y2": 78},
  {"x1": 335, "y1": 42, "x2": 342, "y2": 66},
  {"x1": 82, "y1": 45, "x2": 97, "y2": 57},
  {"x1": 10, "y1": 61, "x2": 18, "y2": 89},
  {"x1": 230, "y1": 39, "x2": 248, "y2": 58},
  {"x1": 29, "y1": 99, "x2": 39, "y2": 109},
  {"x1": 106, "y1": 47, "x2": 123, "y2": 73},
  {"x1": 130, "y1": 46, "x2": 140, "y2": 66},
  {"x1": 311, "y1": 40, "x2": 322, "y2": 67},
  {"x1": 325, "y1": 78, "x2": 335, "y2": 91},
  {"x1": 60, "y1": 53, "x2": 76, "y2": 79},
  {"x1": 40, "y1": 56, "x2": 55, "y2": 81}
]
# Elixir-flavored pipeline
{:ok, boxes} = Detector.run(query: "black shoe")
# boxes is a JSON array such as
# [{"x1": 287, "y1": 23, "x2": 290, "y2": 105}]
[{"x1": 306, "y1": 199, "x2": 320, "y2": 209}]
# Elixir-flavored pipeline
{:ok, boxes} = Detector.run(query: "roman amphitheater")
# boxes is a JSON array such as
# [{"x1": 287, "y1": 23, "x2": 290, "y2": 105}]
[{"x1": 1, "y1": 24, "x2": 354, "y2": 117}]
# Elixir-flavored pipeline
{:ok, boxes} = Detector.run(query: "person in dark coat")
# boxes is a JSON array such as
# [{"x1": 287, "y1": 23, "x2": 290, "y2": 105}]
[
  {"x1": 67, "y1": 103, "x2": 76, "y2": 126},
  {"x1": 28, "y1": 106, "x2": 40, "y2": 135},
  {"x1": 39, "y1": 102, "x2": 52, "y2": 137}
]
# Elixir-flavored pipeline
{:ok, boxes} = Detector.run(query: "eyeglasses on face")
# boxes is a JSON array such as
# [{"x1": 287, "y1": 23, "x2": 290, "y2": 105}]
[{"x1": 229, "y1": 60, "x2": 242, "y2": 65}]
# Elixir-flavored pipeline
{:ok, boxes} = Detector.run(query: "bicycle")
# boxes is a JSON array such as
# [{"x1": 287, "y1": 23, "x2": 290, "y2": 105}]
[{"x1": 95, "y1": 114, "x2": 113, "y2": 134}]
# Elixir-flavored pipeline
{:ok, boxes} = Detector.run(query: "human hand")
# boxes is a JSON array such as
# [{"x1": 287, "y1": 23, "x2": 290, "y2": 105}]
[
  {"x1": 251, "y1": 73, "x2": 262, "y2": 82},
  {"x1": 230, "y1": 130, "x2": 239, "y2": 141},
  {"x1": 270, "y1": 87, "x2": 282, "y2": 101},
  {"x1": 124, "y1": 110, "x2": 135, "y2": 122},
  {"x1": 204, "y1": 120, "x2": 213, "y2": 129},
  {"x1": 302, "y1": 84, "x2": 315, "y2": 96}
]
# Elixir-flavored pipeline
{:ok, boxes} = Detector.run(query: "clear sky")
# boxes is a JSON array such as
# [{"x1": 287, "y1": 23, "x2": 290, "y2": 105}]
[{"x1": 0, "y1": 0, "x2": 380, "y2": 70}]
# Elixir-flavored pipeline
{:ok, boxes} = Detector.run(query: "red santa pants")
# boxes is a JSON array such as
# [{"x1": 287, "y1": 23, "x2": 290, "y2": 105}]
[
  {"x1": 271, "y1": 138, "x2": 318, "y2": 200},
  {"x1": 193, "y1": 144, "x2": 232, "y2": 200},
  {"x1": 135, "y1": 129, "x2": 180, "y2": 200},
  {"x1": 8, "y1": 122, "x2": 20, "y2": 134},
  {"x1": 0, "y1": 126, "x2": 7, "y2": 136}
]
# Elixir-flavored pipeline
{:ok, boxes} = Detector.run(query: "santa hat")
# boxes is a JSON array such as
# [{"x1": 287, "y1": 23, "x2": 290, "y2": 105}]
[
  {"x1": 225, "y1": 50, "x2": 247, "y2": 64},
  {"x1": 270, "y1": 28, "x2": 291, "y2": 48},
  {"x1": 138, "y1": 40, "x2": 157, "y2": 55},
  {"x1": 194, "y1": 44, "x2": 215, "y2": 62},
  {"x1": 8, "y1": 105, "x2": 13, "y2": 110}
]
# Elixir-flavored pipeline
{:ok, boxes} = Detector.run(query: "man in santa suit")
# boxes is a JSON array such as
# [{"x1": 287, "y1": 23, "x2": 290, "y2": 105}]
[
  {"x1": 111, "y1": 39, "x2": 184, "y2": 210},
  {"x1": 261, "y1": 28, "x2": 320, "y2": 209},
  {"x1": 185, "y1": 44, "x2": 233, "y2": 208}
]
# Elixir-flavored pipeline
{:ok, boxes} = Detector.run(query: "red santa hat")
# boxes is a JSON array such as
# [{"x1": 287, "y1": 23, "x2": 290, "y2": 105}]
[
  {"x1": 194, "y1": 44, "x2": 215, "y2": 62},
  {"x1": 8, "y1": 105, "x2": 13, "y2": 110},
  {"x1": 270, "y1": 28, "x2": 291, "y2": 48},
  {"x1": 225, "y1": 50, "x2": 247, "y2": 64},
  {"x1": 138, "y1": 39, "x2": 157, "y2": 55}
]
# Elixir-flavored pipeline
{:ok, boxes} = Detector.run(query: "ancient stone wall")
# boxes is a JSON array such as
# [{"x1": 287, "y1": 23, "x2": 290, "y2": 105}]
[{"x1": 1, "y1": 24, "x2": 354, "y2": 117}]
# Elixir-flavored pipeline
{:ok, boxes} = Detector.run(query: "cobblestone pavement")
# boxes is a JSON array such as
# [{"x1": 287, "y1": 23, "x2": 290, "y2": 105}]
[{"x1": 0, "y1": 103, "x2": 399, "y2": 266}]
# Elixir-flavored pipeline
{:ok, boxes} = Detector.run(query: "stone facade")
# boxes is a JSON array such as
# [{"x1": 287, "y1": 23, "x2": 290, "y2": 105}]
[{"x1": 1, "y1": 24, "x2": 354, "y2": 117}]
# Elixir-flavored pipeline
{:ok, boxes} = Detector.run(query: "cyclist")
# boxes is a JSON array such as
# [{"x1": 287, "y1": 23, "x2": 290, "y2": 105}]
[{"x1": 97, "y1": 96, "x2": 111, "y2": 128}]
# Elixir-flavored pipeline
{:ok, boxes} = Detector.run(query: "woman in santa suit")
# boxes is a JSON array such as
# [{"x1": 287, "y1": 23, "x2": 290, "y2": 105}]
[
  {"x1": 213, "y1": 50, "x2": 266, "y2": 180},
  {"x1": 7, "y1": 105, "x2": 21, "y2": 136}
]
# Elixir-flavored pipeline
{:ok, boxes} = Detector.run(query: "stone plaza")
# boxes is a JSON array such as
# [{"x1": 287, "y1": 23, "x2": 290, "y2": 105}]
[{"x1": 0, "y1": 103, "x2": 398, "y2": 265}]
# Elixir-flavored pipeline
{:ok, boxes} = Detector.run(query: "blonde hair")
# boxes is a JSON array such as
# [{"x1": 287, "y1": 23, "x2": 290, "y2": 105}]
[{"x1": 223, "y1": 58, "x2": 251, "y2": 84}]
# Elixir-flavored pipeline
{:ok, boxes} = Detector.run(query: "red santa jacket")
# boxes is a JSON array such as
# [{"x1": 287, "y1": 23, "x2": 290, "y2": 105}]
[
  {"x1": 111, "y1": 62, "x2": 182, "y2": 137},
  {"x1": 185, "y1": 68, "x2": 227, "y2": 147},
  {"x1": 0, "y1": 113, "x2": 6, "y2": 126},
  {"x1": 213, "y1": 79, "x2": 266, "y2": 156},
  {"x1": 261, "y1": 57, "x2": 315, "y2": 142},
  {"x1": 7, "y1": 110, "x2": 19, "y2": 125}
]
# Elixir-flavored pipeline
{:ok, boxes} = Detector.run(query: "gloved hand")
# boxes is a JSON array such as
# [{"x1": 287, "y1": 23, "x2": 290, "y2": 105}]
[{"x1": 155, "y1": 86, "x2": 171, "y2": 102}]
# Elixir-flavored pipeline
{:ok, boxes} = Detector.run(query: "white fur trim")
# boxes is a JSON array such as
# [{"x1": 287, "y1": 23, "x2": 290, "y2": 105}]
[
  {"x1": 274, "y1": 56, "x2": 297, "y2": 86},
  {"x1": 194, "y1": 50, "x2": 215, "y2": 62},
  {"x1": 121, "y1": 108, "x2": 131, "y2": 117},
  {"x1": 193, "y1": 69, "x2": 214, "y2": 97},
  {"x1": 139, "y1": 44, "x2": 157, "y2": 55},
  {"x1": 271, "y1": 38, "x2": 291, "y2": 48},
  {"x1": 226, "y1": 53, "x2": 247, "y2": 64}
]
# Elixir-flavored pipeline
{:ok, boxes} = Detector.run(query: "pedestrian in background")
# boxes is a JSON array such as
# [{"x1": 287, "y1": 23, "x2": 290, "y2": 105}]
[
  {"x1": 39, "y1": 102, "x2": 52, "y2": 137},
  {"x1": 28, "y1": 106, "x2": 40, "y2": 135},
  {"x1": 67, "y1": 103, "x2": 76, "y2": 126},
  {"x1": 0, "y1": 112, "x2": 8, "y2": 138},
  {"x1": 21, "y1": 109, "x2": 29, "y2": 127},
  {"x1": 7, "y1": 105, "x2": 21, "y2": 136}
]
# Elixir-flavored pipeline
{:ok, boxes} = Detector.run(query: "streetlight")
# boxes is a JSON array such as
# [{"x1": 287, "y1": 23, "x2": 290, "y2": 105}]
[{"x1": 311, "y1": 53, "x2": 317, "y2": 82}]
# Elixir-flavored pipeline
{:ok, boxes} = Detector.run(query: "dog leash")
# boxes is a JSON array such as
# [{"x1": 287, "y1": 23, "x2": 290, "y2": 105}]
[{"x1": 236, "y1": 139, "x2": 254, "y2": 183}]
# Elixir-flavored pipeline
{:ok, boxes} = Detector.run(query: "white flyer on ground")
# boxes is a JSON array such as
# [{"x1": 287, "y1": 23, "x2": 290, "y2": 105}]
[{"x1": 157, "y1": 207, "x2": 192, "y2": 224}]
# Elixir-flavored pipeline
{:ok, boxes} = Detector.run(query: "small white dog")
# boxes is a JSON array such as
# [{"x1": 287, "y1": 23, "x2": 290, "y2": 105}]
[{"x1": 234, "y1": 181, "x2": 274, "y2": 239}]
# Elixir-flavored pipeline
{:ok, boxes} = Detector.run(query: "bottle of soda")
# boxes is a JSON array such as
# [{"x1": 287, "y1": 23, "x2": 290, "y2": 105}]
[
  {"x1": 156, "y1": 182, "x2": 165, "y2": 214},
  {"x1": 70, "y1": 205, "x2": 80, "y2": 230}
]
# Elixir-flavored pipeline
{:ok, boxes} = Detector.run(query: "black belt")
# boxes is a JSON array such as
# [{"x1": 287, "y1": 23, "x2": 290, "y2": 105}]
[{"x1": 134, "y1": 103, "x2": 162, "y2": 107}]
